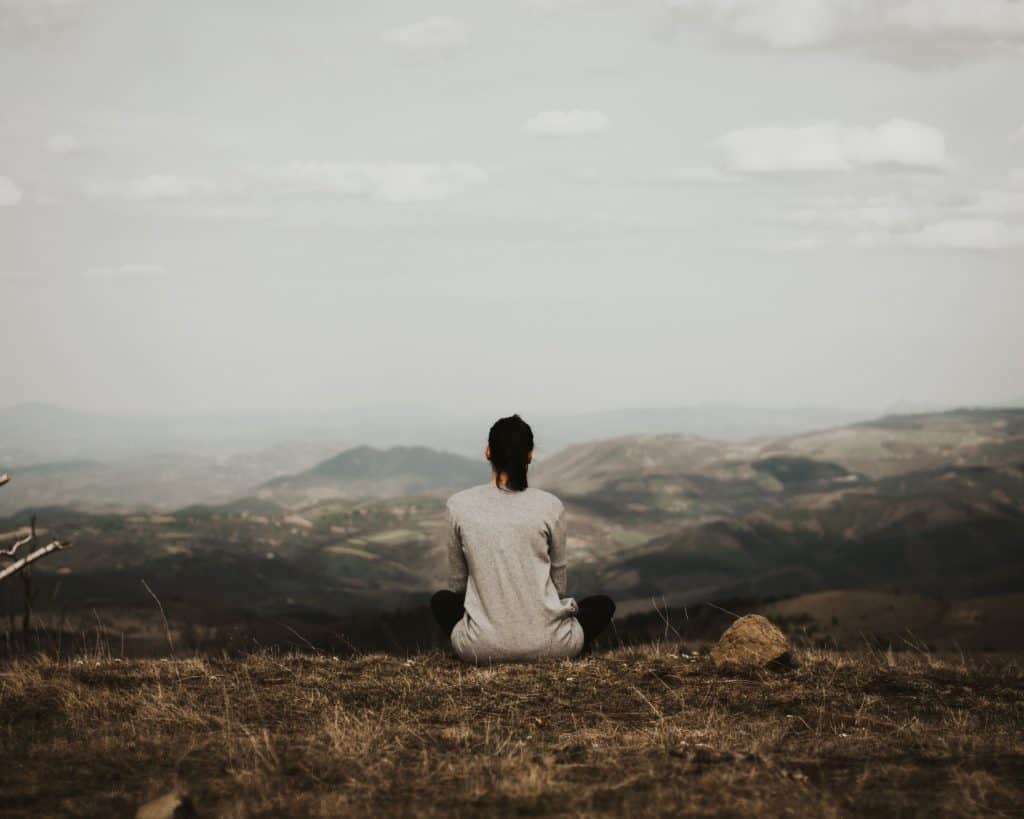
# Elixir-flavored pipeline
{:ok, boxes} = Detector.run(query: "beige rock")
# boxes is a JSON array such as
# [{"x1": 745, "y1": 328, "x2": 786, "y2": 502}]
[
  {"x1": 136, "y1": 790, "x2": 196, "y2": 819},
  {"x1": 710, "y1": 614, "x2": 790, "y2": 668}
]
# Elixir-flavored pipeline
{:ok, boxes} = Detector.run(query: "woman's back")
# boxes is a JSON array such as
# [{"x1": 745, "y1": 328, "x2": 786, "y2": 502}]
[{"x1": 445, "y1": 482, "x2": 584, "y2": 663}]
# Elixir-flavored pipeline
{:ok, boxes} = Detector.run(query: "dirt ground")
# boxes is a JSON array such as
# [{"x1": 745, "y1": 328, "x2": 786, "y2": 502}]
[{"x1": 1, "y1": 644, "x2": 1022, "y2": 817}]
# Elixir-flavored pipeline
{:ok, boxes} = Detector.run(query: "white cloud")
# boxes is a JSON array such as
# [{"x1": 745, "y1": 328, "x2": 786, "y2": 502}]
[
  {"x1": 717, "y1": 119, "x2": 951, "y2": 174},
  {"x1": 669, "y1": 0, "x2": 852, "y2": 48},
  {"x1": 263, "y1": 162, "x2": 488, "y2": 203},
  {"x1": 83, "y1": 164, "x2": 488, "y2": 211},
  {"x1": 0, "y1": 175, "x2": 23, "y2": 206},
  {"x1": 380, "y1": 17, "x2": 469, "y2": 54},
  {"x1": 907, "y1": 219, "x2": 1017, "y2": 250},
  {"x1": 524, "y1": 110, "x2": 610, "y2": 136},
  {"x1": 1011, "y1": 124, "x2": 1024, "y2": 144},
  {"x1": 888, "y1": 1, "x2": 1024, "y2": 40},
  {"x1": 773, "y1": 185, "x2": 1024, "y2": 252},
  {"x1": 45, "y1": 133, "x2": 80, "y2": 154},
  {"x1": 668, "y1": 0, "x2": 1024, "y2": 56},
  {"x1": 82, "y1": 263, "x2": 168, "y2": 278},
  {"x1": 86, "y1": 175, "x2": 217, "y2": 201}
]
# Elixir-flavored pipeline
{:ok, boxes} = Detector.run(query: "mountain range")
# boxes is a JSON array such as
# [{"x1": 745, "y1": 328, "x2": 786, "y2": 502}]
[
  {"x1": 5, "y1": 400, "x2": 1022, "y2": 515},
  {"x1": 0, "y1": 400, "x2": 897, "y2": 514},
  {"x1": 1, "y1": 401, "x2": 893, "y2": 466},
  {"x1": 1, "y1": 405, "x2": 1023, "y2": 653}
]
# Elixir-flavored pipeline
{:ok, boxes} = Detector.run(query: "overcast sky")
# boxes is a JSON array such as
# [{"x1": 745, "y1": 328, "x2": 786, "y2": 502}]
[{"x1": 2, "y1": 0, "x2": 1023, "y2": 418}]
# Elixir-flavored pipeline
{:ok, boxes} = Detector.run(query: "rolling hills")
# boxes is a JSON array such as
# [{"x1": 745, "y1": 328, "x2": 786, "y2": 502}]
[
  {"x1": 2, "y1": 406, "x2": 1023, "y2": 653},
  {"x1": 257, "y1": 444, "x2": 487, "y2": 505}
]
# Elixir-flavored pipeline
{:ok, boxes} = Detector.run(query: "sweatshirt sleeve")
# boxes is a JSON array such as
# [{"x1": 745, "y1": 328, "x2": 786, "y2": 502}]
[
  {"x1": 547, "y1": 501, "x2": 569, "y2": 597},
  {"x1": 445, "y1": 501, "x2": 468, "y2": 593}
]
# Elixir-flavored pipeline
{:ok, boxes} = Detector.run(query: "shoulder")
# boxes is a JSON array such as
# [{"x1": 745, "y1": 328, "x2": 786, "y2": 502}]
[
  {"x1": 446, "y1": 483, "x2": 487, "y2": 513},
  {"x1": 527, "y1": 487, "x2": 564, "y2": 517}
]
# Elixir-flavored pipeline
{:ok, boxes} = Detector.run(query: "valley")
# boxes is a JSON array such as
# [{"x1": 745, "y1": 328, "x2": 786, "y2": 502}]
[{"x1": 2, "y1": 407, "x2": 1022, "y2": 655}]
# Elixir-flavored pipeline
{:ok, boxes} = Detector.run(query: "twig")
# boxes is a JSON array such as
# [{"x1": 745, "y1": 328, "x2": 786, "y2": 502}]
[
  {"x1": 0, "y1": 532, "x2": 33, "y2": 558},
  {"x1": 705, "y1": 601, "x2": 742, "y2": 620},
  {"x1": 650, "y1": 596, "x2": 685, "y2": 644},
  {"x1": 0, "y1": 473, "x2": 9, "y2": 488},
  {"x1": 267, "y1": 617, "x2": 320, "y2": 653},
  {"x1": 141, "y1": 579, "x2": 175, "y2": 654},
  {"x1": 629, "y1": 685, "x2": 664, "y2": 720},
  {"x1": 0, "y1": 540, "x2": 69, "y2": 581}
]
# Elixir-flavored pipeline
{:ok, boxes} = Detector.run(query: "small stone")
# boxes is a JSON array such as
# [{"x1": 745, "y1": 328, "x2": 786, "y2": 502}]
[
  {"x1": 710, "y1": 614, "x2": 791, "y2": 668},
  {"x1": 135, "y1": 790, "x2": 197, "y2": 819}
]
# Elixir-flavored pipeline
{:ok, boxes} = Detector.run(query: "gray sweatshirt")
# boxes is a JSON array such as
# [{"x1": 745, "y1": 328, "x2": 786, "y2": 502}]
[{"x1": 444, "y1": 482, "x2": 584, "y2": 663}]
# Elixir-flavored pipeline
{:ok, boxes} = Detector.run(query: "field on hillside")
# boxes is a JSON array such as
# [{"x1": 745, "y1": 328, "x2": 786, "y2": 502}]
[
  {"x1": 5, "y1": 407, "x2": 1023, "y2": 643},
  {"x1": 2, "y1": 645, "x2": 1022, "y2": 817}
]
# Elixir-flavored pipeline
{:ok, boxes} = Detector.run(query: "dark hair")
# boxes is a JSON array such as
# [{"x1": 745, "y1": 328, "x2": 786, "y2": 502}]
[{"x1": 488, "y1": 414, "x2": 534, "y2": 491}]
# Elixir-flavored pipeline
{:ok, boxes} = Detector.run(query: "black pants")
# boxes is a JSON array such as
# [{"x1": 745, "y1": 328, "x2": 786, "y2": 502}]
[{"x1": 430, "y1": 590, "x2": 616, "y2": 651}]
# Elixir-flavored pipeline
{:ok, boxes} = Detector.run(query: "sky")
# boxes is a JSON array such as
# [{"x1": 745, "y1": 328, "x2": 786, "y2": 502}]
[{"x1": 1, "y1": 0, "x2": 1023, "y2": 418}]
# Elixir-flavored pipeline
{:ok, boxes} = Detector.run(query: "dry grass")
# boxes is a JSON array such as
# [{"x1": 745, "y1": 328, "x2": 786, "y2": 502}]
[{"x1": 1, "y1": 644, "x2": 1022, "y2": 817}]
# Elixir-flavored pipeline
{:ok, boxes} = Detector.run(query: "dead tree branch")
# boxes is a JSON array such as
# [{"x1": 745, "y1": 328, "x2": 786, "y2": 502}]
[
  {"x1": 0, "y1": 532, "x2": 33, "y2": 558},
  {"x1": 0, "y1": 540, "x2": 70, "y2": 583},
  {"x1": 1, "y1": 514, "x2": 39, "y2": 557},
  {"x1": 0, "y1": 478, "x2": 73, "y2": 637},
  {"x1": 0, "y1": 479, "x2": 33, "y2": 556}
]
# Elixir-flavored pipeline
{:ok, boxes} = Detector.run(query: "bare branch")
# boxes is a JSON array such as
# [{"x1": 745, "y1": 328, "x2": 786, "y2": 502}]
[
  {"x1": 0, "y1": 473, "x2": 9, "y2": 488},
  {"x1": 142, "y1": 578, "x2": 175, "y2": 654},
  {"x1": 0, "y1": 532, "x2": 33, "y2": 558},
  {"x1": 0, "y1": 540, "x2": 70, "y2": 583}
]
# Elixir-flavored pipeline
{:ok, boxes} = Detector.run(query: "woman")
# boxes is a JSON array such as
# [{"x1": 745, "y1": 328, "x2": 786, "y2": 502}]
[{"x1": 431, "y1": 414, "x2": 615, "y2": 663}]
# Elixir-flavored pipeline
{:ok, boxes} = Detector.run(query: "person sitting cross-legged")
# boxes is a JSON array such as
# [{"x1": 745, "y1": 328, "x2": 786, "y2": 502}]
[{"x1": 431, "y1": 413, "x2": 615, "y2": 663}]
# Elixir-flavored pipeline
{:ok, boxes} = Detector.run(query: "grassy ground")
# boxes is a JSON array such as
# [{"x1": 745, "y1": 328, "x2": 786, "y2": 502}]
[{"x1": 1, "y1": 645, "x2": 1022, "y2": 817}]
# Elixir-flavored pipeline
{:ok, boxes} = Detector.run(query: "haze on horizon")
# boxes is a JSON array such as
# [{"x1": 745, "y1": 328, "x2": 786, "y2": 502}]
[{"x1": 2, "y1": 1, "x2": 1023, "y2": 420}]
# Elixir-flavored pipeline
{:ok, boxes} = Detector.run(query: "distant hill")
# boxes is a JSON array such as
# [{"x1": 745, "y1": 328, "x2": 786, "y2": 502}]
[
  {"x1": 5, "y1": 406, "x2": 1024, "y2": 645},
  {"x1": 0, "y1": 401, "x2": 887, "y2": 469},
  {"x1": 0, "y1": 402, "x2": 424, "y2": 465},
  {"x1": 532, "y1": 407, "x2": 1024, "y2": 496},
  {"x1": 530, "y1": 434, "x2": 734, "y2": 496},
  {"x1": 0, "y1": 401, "x2": 883, "y2": 516},
  {"x1": 257, "y1": 445, "x2": 488, "y2": 505},
  {"x1": 529, "y1": 404, "x2": 881, "y2": 450},
  {"x1": 0, "y1": 444, "x2": 338, "y2": 516},
  {"x1": 530, "y1": 408, "x2": 1024, "y2": 608},
  {"x1": 586, "y1": 451, "x2": 1024, "y2": 612},
  {"x1": 9, "y1": 406, "x2": 1016, "y2": 516},
  {"x1": 759, "y1": 407, "x2": 1024, "y2": 478}
]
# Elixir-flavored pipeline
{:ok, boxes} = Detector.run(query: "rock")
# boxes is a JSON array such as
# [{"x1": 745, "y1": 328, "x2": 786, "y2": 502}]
[
  {"x1": 136, "y1": 790, "x2": 197, "y2": 819},
  {"x1": 710, "y1": 614, "x2": 790, "y2": 668}
]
